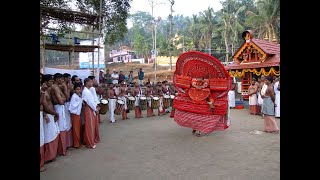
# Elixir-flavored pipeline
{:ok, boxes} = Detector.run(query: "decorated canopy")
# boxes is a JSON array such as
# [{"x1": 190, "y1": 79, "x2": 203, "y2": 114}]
[{"x1": 226, "y1": 30, "x2": 280, "y2": 77}]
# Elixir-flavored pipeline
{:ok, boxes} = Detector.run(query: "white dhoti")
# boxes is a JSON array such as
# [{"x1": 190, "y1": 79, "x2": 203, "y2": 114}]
[
  {"x1": 54, "y1": 104, "x2": 68, "y2": 132},
  {"x1": 147, "y1": 97, "x2": 152, "y2": 107},
  {"x1": 40, "y1": 111, "x2": 45, "y2": 147},
  {"x1": 249, "y1": 94, "x2": 258, "y2": 105},
  {"x1": 108, "y1": 99, "x2": 117, "y2": 123},
  {"x1": 43, "y1": 114, "x2": 60, "y2": 144},
  {"x1": 226, "y1": 103, "x2": 231, "y2": 127},
  {"x1": 64, "y1": 102, "x2": 72, "y2": 131},
  {"x1": 259, "y1": 84, "x2": 268, "y2": 106},
  {"x1": 228, "y1": 90, "x2": 235, "y2": 108},
  {"x1": 134, "y1": 96, "x2": 140, "y2": 107},
  {"x1": 257, "y1": 93, "x2": 263, "y2": 105},
  {"x1": 275, "y1": 92, "x2": 280, "y2": 118},
  {"x1": 120, "y1": 96, "x2": 128, "y2": 110},
  {"x1": 159, "y1": 97, "x2": 164, "y2": 112}
]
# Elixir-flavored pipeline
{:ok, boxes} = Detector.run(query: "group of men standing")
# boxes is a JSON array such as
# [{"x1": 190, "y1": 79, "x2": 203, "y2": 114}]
[
  {"x1": 100, "y1": 68, "x2": 145, "y2": 86},
  {"x1": 247, "y1": 75, "x2": 280, "y2": 133},
  {"x1": 40, "y1": 73, "x2": 101, "y2": 172},
  {"x1": 40, "y1": 70, "x2": 176, "y2": 172},
  {"x1": 101, "y1": 79, "x2": 176, "y2": 123}
]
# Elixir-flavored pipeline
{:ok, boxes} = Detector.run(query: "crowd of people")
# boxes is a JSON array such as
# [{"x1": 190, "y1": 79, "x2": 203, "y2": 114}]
[
  {"x1": 39, "y1": 70, "x2": 177, "y2": 172},
  {"x1": 40, "y1": 65, "x2": 280, "y2": 172},
  {"x1": 100, "y1": 68, "x2": 147, "y2": 86},
  {"x1": 228, "y1": 75, "x2": 280, "y2": 133}
]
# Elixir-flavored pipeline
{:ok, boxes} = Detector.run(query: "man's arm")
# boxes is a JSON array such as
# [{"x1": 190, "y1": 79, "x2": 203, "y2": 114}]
[
  {"x1": 61, "y1": 83, "x2": 70, "y2": 100},
  {"x1": 269, "y1": 86, "x2": 276, "y2": 102},
  {"x1": 53, "y1": 86, "x2": 66, "y2": 105},
  {"x1": 42, "y1": 93, "x2": 59, "y2": 121}
]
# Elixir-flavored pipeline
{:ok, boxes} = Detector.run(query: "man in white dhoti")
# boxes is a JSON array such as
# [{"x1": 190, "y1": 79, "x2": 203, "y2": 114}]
[
  {"x1": 40, "y1": 85, "x2": 45, "y2": 172},
  {"x1": 62, "y1": 73, "x2": 73, "y2": 148},
  {"x1": 248, "y1": 78, "x2": 258, "y2": 115},
  {"x1": 119, "y1": 82, "x2": 129, "y2": 120},
  {"x1": 258, "y1": 76, "x2": 266, "y2": 105},
  {"x1": 108, "y1": 84, "x2": 117, "y2": 123},
  {"x1": 51, "y1": 73, "x2": 69, "y2": 156},
  {"x1": 228, "y1": 81, "x2": 236, "y2": 108},
  {"x1": 41, "y1": 74, "x2": 60, "y2": 163},
  {"x1": 274, "y1": 78, "x2": 280, "y2": 118},
  {"x1": 82, "y1": 78, "x2": 99, "y2": 148},
  {"x1": 258, "y1": 75, "x2": 266, "y2": 117}
]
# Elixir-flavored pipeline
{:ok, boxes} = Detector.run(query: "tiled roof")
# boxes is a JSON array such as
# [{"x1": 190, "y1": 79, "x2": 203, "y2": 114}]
[
  {"x1": 225, "y1": 55, "x2": 280, "y2": 70},
  {"x1": 226, "y1": 38, "x2": 280, "y2": 70},
  {"x1": 251, "y1": 38, "x2": 280, "y2": 55}
]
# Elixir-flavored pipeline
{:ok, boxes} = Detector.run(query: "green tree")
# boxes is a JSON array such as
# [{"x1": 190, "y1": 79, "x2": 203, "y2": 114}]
[{"x1": 245, "y1": 0, "x2": 280, "y2": 41}]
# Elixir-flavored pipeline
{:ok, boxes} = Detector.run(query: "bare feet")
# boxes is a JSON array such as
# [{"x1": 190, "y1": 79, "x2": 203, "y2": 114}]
[{"x1": 195, "y1": 131, "x2": 202, "y2": 137}]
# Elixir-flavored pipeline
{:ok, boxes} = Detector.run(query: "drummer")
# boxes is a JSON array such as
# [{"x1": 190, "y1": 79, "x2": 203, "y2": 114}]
[
  {"x1": 119, "y1": 81, "x2": 130, "y2": 120},
  {"x1": 162, "y1": 80, "x2": 172, "y2": 113},
  {"x1": 145, "y1": 82, "x2": 155, "y2": 117},
  {"x1": 107, "y1": 84, "x2": 118, "y2": 123},
  {"x1": 132, "y1": 82, "x2": 143, "y2": 118},
  {"x1": 156, "y1": 82, "x2": 166, "y2": 115}
]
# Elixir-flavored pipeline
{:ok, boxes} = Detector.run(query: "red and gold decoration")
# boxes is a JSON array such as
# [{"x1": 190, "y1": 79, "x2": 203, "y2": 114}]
[
  {"x1": 172, "y1": 51, "x2": 232, "y2": 134},
  {"x1": 226, "y1": 30, "x2": 280, "y2": 100},
  {"x1": 228, "y1": 67, "x2": 280, "y2": 77}
]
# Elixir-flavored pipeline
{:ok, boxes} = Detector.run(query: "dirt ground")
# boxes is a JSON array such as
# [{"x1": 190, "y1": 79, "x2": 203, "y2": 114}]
[{"x1": 40, "y1": 108, "x2": 280, "y2": 180}]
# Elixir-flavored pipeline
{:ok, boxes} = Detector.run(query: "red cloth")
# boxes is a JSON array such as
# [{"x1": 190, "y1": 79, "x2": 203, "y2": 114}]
[
  {"x1": 122, "y1": 109, "x2": 128, "y2": 119},
  {"x1": 158, "y1": 106, "x2": 166, "y2": 115},
  {"x1": 135, "y1": 107, "x2": 142, "y2": 118},
  {"x1": 66, "y1": 129, "x2": 73, "y2": 148},
  {"x1": 40, "y1": 146, "x2": 45, "y2": 168},
  {"x1": 95, "y1": 114, "x2": 100, "y2": 143},
  {"x1": 174, "y1": 109, "x2": 227, "y2": 134},
  {"x1": 58, "y1": 131, "x2": 67, "y2": 156},
  {"x1": 249, "y1": 105, "x2": 259, "y2": 115},
  {"x1": 172, "y1": 51, "x2": 232, "y2": 133},
  {"x1": 147, "y1": 107, "x2": 154, "y2": 117},
  {"x1": 264, "y1": 116, "x2": 279, "y2": 132},
  {"x1": 169, "y1": 109, "x2": 175, "y2": 118},
  {"x1": 44, "y1": 136, "x2": 59, "y2": 162},
  {"x1": 71, "y1": 114, "x2": 81, "y2": 148},
  {"x1": 83, "y1": 104, "x2": 96, "y2": 148}
]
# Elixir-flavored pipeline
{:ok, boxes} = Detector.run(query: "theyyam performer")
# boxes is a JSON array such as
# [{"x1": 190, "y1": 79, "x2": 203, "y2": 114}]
[{"x1": 172, "y1": 51, "x2": 232, "y2": 136}]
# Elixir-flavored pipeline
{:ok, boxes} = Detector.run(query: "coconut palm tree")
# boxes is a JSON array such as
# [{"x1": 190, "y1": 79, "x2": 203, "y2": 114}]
[
  {"x1": 245, "y1": 0, "x2": 280, "y2": 41},
  {"x1": 187, "y1": 14, "x2": 205, "y2": 51},
  {"x1": 199, "y1": 7, "x2": 216, "y2": 55}
]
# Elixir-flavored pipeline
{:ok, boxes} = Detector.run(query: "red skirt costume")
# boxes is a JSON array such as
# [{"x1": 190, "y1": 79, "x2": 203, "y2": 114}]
[{"x1": 172, "y1": 51, "x2": 232, "y2": 134}]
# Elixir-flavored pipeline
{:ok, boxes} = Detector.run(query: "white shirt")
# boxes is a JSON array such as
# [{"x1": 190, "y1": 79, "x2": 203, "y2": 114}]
[
  {"x1": 69, "y1": 93, "x2": 83, "y2": 115},
  {"x1": 111, "y1": 73, "x2": 119, "y2": 84},
  {"x1": 82, "y1": 87, "x2": 97, "y2": 111},
  {"x1": 261, "y1": 84, "x2": 268, "y2": 96},
  {"x1": 274, "y1": 82, "x2": 280, "y2": 95},
  {"x1": 89, "y1": 86, "x2": 100, "y2": 105}
]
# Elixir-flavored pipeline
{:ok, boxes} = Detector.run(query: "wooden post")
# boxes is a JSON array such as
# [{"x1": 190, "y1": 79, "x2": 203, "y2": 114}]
[
  {"x1": 40, "y1": 17, "x2": 46, "y2": 71},
  {"x1": 69, "y1": 51, "x2": 71, "y2": 68},
  {"x1": 41, "y1": 36, "x2": 46, "y2": 70},
  {"x1": 71, "y1": 48, "x2": 74, "y2": 69}
]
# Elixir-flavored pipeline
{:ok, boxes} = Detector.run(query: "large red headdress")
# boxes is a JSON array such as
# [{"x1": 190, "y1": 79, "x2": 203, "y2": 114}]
[{"x1": 173, "y1": 51, "x2": 232, "y2": 115}]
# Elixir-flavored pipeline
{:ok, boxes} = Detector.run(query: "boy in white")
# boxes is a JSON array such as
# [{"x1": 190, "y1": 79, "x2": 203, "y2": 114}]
[{"x1": 69, "y1": 83, "x2": 83, "y2": 148}]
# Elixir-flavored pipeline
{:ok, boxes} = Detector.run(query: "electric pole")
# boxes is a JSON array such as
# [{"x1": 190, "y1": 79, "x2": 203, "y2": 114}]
[{"x1": 168, "y1": 0, "x2": 174, "y2": 70}]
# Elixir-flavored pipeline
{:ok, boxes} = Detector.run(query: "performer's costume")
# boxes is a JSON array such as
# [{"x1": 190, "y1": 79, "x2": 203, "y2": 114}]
[{"x1": 172, "y1": 51, "x2": 232, "y2": 135}]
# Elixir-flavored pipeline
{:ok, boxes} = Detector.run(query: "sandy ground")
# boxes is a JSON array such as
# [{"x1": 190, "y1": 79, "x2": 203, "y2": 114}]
[{"x1": 40, "y1": 108, "x2": 280, "y2": 180}]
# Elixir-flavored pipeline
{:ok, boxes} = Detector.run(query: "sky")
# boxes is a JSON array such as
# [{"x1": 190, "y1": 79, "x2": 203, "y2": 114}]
[{"x1": 128, "y1": 0, "x2": 223, "y2": 27}]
